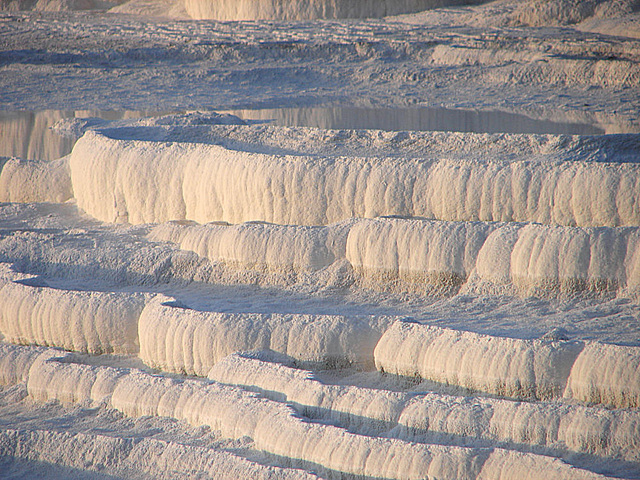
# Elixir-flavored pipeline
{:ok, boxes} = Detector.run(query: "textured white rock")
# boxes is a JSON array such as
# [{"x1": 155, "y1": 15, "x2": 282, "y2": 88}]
[
  {"x1": 208, "y1": 353, "x2": 411, "y2": 433},
  {"x1": 0, "y1": 428, "x2": 321, "y2": 480},
  {"x1": 475, "y1": 223, "x2": 640, "y2": 295},
  {"x1": 149, "y1": 220, "x2": 346, "y2": 273},
  {"x1": 108, "y1": 370, "x2": 490, "y2": 480},
  {"x1": 0, "y1": 342, "x2": 53, "y2": 385},
  {"x1": 0, "y1": 157, "x2": 72, "y2": 203},
  {"x1": 183, "y1": 0, "x2": 478, "y2": 20},
  {"x1": 0, "y1": 270, "x2": 145, "y2": 354},
  {"x1": 68, "y1": 130, "x2": 640, "y2": 227},
  {"x1": 478, "y1": 448, "x2": 610, "y2": 480},
  {"x1": 346, "y1": 217, "x2": 496, "y2": 293},
  {"x1": 19, "y1": 351, "x2": 612, "y2": 480},
  {"x1": 565, "y1": 341, "x2": 640, "y2": 408},
  {"x1": 398, "y1": 389, "x2": 640, "y2": 464},
  {"x1": 210, "y1": 353, "x2": 640, "y2": 464},
  {"x1": 138, "y1": 296, "x2": 396, "y2": 375},
  {"x1": 374, "y1": 321, "x2": 583, "y2": 400},
  {"x1": 26, "y1": 350, "x2": 122, "y2": 405}
]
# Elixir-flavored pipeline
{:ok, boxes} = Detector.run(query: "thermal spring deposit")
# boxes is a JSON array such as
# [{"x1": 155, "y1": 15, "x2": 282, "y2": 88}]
[{"x1": 1, "y1": 1, "x2": 640, "y2": 479}]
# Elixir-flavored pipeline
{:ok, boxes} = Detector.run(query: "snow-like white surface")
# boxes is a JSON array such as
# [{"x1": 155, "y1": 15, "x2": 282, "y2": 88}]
[
  {"x1": 22, "y1": 351, "x2": 492, "y2": 480},
  {"x1": 149, "y1": 220, "x2": 346, "y2": 274},
  {"x1": 0, "y1": 343, "x2": 51, "y2": 385},
  {"x1": 375, "y1": 321, "x2": 584, "y2": 400},
  {"x1": 0, "y1": 428, "x2": 320, "y2": 480},
  {"x1": 347, "y1": 217, "x2": 496, "y2": 293},
  {"x1": 0, "y1": 1, "x2": 639, "y2": 478},
  {"x1": 184, "y1": 0, "x2": 483, "y2": 20},
  {"x1": 67, "y1": 127, "x2": 640, "y2": 227},
  {"x1": 0, "y1": 157, "x2": 72, "y2": 204},
  {"x1": 209, "y1": 352, "x2": 412, "y2": 434},
  {"x1": 139, "y1": 296, "x2": 395, "y2": 374},
  {"x1": 375, "y1": 321, "x2": 640, "y2": 409},
  {"x1": 1, "y1": 345, "x2": 617, "y2": 480},
  {"x1": 565, "y1": 341, "x2": 640, "y2": 408},
  {"x1": 346, "y1": 218, "x2": 640, "y2": 295},
  {"x1": 148, "y1": 216, "x2": 640, "y2": 296},
  {"x1": 0, "y1": 265, "x2": 145, "y2": 354},
  {"x1": 27, "y1": 350, "x2": 123, "y2": 405},
  {"x1": 210, "y1": 353, "x2": 640, "y2": 464},
  {"x1": 474, "y1": 223, "x2": 640, "y2": 296}
]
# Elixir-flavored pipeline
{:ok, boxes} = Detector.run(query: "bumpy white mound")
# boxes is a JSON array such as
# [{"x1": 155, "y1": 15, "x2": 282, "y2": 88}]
[
  {"x1": 24, "y1": 355, "x2": 487, "y2": 480},
  {"x1": 475, "y1": 223, "x2": 640, "y2": 295},
  {"x1": 139, "y1": 296, "x2": 395, "y2": 374},
  {"x1": 20, "y1": 352, "x2": 611, "y2": 480},
  {"x1": 147, "y1": 216, "x2": 640, "y2": 296},
  {"x1": 0, "y1": 157, "x2": 72, "y2": 203},
  {"x1": 375, "y1": 322, "x2": 583, "y2": 400},
  {"x1": 346, "y1": 217, "x2": 496, "y2": 293},
  {"x1": 511, "y1": 0, "x2": 639, "y2": 26},
  {"x1": 183, "y1": 0, "x2": 481, "y2": 21},
  {"x1": 398, "y1": 390, "x2": 640, "y2": 464},
  {"x1": 0, "y1": 342, "x2": 54, "y2": 385},
  {"x1": 0, "y1": 267, "x2": 145, "y2": 354},
  {"x1": 422, "y1": 158, "x2": 640, "y2": 227},
  {"x1": 69, "y1": 132, "x2": 188, "y2": 223},
  {"x1": 27, "y1": 350, "x2": 123, "y2": 404},
  {"x1": 68, "y1": 129, "x2": 640, "y2": 227},
  {"x1": 375, "y1": 321, "x2": 640, "y2": 409},
  {"x1": 565, "y1": 341, "x2": 640, "y2": 408},
  {"x1": 149, "y1": 220, "x2": 350, "y2": 273},
  {"x1": 477, "y1": 449, "x2": 611, "y2": 480},
  {"x1": 0, "y1": 429, "x2": 320, "y2": 480},
  {"x1": 210, "y1": 353, "x2": 640, "y2": 464},
  {"x1": 209, "y1": 353, "x2": 412, "y2": 433}
]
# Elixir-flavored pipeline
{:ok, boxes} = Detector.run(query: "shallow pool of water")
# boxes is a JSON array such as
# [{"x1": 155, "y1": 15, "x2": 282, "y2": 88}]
[
  {"x1": 226, "y1": 106, "x2": 608, "y2": 135},
  {"x1": 0, "y1": 110, "x2": 175, "y2": 161},
  {"x1": 0, "y1": 106, "x2": 619, "y2": 161}
]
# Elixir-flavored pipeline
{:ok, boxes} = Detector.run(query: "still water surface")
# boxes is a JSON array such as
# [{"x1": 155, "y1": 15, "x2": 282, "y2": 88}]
[{"x1": 0, "y1": 106, "x2": 610, "y2": 161}]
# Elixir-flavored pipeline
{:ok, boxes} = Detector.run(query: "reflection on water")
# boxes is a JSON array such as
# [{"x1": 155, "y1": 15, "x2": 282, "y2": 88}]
[
  {"x1": 226, "y1": 106, "x2": 607, "y2": 135},
  {"x1": 0, "y1": 106, "x2": 613, "y2": 161},
  {"x1": 0, "y1": 110, "x2": 174, "y2": 161}
]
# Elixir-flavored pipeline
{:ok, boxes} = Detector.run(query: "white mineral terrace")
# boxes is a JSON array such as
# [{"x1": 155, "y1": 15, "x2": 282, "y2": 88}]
[
  {"x1": 183, "y1": 0, "x2": 487, "y2": 21},
  {"x1": 0, "y1": 343, "x2": 627, "y2": 480},
  {"x1": 66, "y1": 128, "x2": 640, "y2": 227},
  {"x1": 1, "y1": 1, "x2": 639, "y2": 477},
  {"x1": 1, "y1": 107, "x2": 640, "y2": 477}
]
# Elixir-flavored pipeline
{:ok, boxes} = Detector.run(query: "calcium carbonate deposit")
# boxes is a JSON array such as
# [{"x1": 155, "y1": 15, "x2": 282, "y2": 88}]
[
  {"x1": 183, "y1": 0, "x2": 487, "y2": 20},
  {"x1": 0, "y1": 265, "x2": 145, "y2": 354},
  {"x1": 67, "y1": 128, "x2": 640, "y2": 227},
  {"x1": 1, "y1": 0, "x2": 640, "y2": 478},
  {"x1": 139, "y1": 296, "x2": 395, "y2": 374}
]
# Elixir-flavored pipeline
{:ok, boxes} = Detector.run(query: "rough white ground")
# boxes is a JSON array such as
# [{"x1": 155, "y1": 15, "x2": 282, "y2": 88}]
[
  {"x1": 0, "y1": 0, "x2": 639, "y2": 479},
  {"x1": 183, "y1": 0, "x2": 489, "y2": 21},
  {"x1": 0, "y1": 265, "x2": 145, "y2": 354},
  {"x1": 67, "y1": 126, "x2": 640, "y2": 227},
  {"x1": 210, "y1": 352, "x2": 640, "y2": 463}
]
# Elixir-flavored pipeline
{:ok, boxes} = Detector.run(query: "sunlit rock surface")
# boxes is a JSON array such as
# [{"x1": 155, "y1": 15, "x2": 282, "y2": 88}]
[{"x1": 0, "y1": 0, "x2": 639, "y2": 478}]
